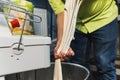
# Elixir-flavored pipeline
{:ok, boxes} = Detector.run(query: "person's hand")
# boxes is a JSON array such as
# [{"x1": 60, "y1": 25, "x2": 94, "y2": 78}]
[{"x1": 54, "y1": 47, "x2": 75, "y2": 61}]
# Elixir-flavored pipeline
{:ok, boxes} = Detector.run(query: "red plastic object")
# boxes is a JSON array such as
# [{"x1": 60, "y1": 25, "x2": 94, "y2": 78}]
[{"x1": 10, "y1": 19, "x2": 20, "y2": 28}]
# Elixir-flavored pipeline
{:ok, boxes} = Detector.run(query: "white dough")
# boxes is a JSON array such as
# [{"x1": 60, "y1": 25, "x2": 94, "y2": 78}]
[{"x1": 54, "y1": 0, "x2": 83, "y2": 80}]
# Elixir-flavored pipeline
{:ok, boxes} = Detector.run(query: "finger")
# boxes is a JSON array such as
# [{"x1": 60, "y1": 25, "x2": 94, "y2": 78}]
[
  {"x1": 57, "y1": 51, "x2": 67, "y2": 61},
  {"x1": 60, "y1": 58, "x2": 65, "y2": 61},
  {"x1": 69, "y1": 48, "x2": 75, "y2": 55},
  {"x1": 54, "y1": 47, "x2": 58, "y2": 53},
  {"x1": 70, "y1": 50, "x2": 75, "y2": 56},
  {"x1": 54, "y1": 53, "x2": 62, "y2": 59},
  {"x1": 54, "y1": 46, "x2": 62, "y2": 59},
  {"x1": 66, "y1": 48, "x2": 75, "y2": 56},
  {"x1": 60, "y1": 57, "x2": 68, "y2": 61}
]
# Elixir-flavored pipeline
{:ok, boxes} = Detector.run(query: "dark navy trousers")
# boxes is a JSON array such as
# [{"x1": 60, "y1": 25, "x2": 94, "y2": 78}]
[{"x1": 70, "y1": 18, "x2": 118, "y2": 80}]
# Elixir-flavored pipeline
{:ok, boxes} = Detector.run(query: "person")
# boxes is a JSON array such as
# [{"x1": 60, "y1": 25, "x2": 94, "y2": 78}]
[{"x1": 49, "y1": 0, "x2": 119, "y2": 80}]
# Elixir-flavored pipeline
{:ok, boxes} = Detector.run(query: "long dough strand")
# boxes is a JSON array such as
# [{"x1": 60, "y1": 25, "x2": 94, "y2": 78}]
[
  {"x1": 62, "y1": 0, "x2": 78, "y2": 52},
  {"x1": 53, "y1": 0, "x2": 83, "y2": 80},
  {"x1": 53, "y1": 3, "x2": 75, "y2": 80},
  {"x1": 63, "y1": 0, "x2": 83, "y2": 52},
  {"x1": 57, "y1": 0, "x2": 75, "y2": 53},
  {"x1": 61, "y1": 0, "x2": 77, "y2": 53}
]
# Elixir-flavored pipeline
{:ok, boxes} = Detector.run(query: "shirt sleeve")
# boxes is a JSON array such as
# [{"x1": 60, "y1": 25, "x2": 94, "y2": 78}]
[{"x1": 49, "y1": 0, "x2": 64, "y2": 14}]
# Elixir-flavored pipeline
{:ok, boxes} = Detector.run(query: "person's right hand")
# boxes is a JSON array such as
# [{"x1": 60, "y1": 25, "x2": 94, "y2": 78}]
[{"x1": 54, "y1": 46, "x2": 75, "y2": 61}]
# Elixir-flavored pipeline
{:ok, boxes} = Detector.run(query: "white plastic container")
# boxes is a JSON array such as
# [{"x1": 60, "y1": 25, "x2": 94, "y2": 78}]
[{"x1": 0, "y1": 14, "x2": 51, "y2": 76}]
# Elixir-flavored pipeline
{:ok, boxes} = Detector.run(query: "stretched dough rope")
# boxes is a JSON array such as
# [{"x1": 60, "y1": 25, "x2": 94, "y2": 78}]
[
  {"x1": 57, "y1": 0, "x2": 75, "y2": 53},
  {"x1": 53, "y1": 2, "x2": 76, "y2": 80},
  {"x1": 63, "y1": 0, "x2": 83, "y2": 52},
  {"x1": 54, "y1": 0, "x2": 83, "y2": 80},
  {"x1": 61, "y1": 0, "x2": 76, "y2": 52}
]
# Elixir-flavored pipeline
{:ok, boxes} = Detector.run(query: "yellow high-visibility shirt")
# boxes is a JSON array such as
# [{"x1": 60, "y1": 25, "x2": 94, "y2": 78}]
[{"x1": 49, "y1": 0, "x2": 118, "y2": 33}]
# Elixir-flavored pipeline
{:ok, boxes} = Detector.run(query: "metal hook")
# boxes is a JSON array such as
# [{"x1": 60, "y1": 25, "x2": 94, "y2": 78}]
[
  {"x1": 0, "y1": 1, "x2": 42, "y2": 23},
  {"x1": 0, "y1": 0, "x2": 42, "y2": 50}
]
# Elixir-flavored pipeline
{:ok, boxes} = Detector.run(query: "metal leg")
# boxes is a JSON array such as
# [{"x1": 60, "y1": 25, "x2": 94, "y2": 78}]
[
  {"x1": 16, "y1": 73, "x2": 20, "y2": 80},
  {"x1": 0, "y1": 76, "x2": 5, "y2": 80}
]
